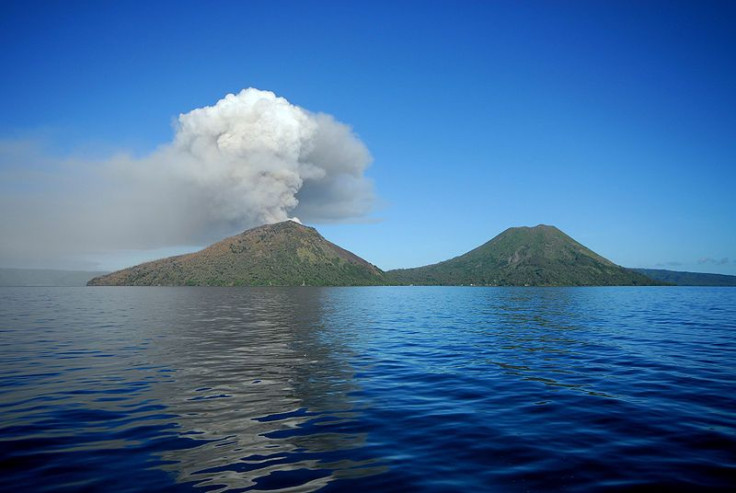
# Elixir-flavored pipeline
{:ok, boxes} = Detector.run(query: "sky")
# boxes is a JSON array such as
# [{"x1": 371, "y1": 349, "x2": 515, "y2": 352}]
[{"x1": 1, "y1": 0, "x2": 735, "y2": 275}]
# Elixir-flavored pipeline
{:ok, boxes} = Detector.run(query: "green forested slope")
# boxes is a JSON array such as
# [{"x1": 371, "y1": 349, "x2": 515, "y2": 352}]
[{"x1": 387, "y1": 225, "x2": 658, "y2": 286}]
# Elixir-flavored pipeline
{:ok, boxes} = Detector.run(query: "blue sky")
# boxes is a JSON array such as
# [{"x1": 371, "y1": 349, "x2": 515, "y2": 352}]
[{"x1": 1, "y1": 0, "x2": 735, "y2": 274}]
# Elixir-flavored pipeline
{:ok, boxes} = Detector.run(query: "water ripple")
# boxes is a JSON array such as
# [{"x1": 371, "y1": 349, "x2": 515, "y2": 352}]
[{"x1": 1, "y1": 286, "x2": 735, "y2": 491}]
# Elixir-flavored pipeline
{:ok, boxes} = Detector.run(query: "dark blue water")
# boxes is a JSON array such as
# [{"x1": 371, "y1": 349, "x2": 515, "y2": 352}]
[{"x1": 1, "y1": 286, "x2": 735, "y2": 491}]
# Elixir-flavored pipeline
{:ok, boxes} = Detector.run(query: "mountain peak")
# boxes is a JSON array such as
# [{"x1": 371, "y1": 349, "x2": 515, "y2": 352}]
[
  {"x1": 505, "y1": 224, "x2": 562, "y2": 234},
  {"x1": 513, "y1": 224, "x2": 557, "y2": 229},
  {"x1": 88, "y1": 221, "x2": 383, "y2": 286},
  {"x1": 245, "y1": 220, "x2": 312, "y2": 233},
  {"x1": 87, "y1": 222, "x2": 661, "y2": 287},
  {"x1": 388, "y1": 225, "x2": 657, "y2": 286}
]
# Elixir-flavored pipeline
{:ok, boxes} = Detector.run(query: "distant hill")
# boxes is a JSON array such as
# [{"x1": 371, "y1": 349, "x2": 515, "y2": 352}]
[
  {"x1": 633, "y1": 268, "x2": 736, "y2": 286},
  {"x1": 387, "y1": 225, "x2": 659, "y2": 286},
  {"x1": 0, "y1": 268, "x2": 108, "y2": 287},
  {"x1": 88, "y1": 221, "x2": 385, "y2": 286}
]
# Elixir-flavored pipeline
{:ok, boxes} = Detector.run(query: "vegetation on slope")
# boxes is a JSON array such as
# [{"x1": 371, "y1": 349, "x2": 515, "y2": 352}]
[
  {"x1": 387, "y1": 225, "x2": 659, "y2": 286},
  {"x1": 88, "y1": 221, "x2": 384, "y2": 286},
  {"x1": 87, "y1": 222, "x2": 677, "y2": 288}
]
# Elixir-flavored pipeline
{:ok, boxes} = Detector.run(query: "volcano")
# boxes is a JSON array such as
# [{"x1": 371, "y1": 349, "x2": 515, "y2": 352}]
[{"x1": 88, "y1": 221, "x2": 384, "y2": 286}]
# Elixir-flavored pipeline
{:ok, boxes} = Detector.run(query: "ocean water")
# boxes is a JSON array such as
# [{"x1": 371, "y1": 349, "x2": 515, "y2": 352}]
[{"x1": 1, "y1": 286, "x2": 735, "y2": 492}]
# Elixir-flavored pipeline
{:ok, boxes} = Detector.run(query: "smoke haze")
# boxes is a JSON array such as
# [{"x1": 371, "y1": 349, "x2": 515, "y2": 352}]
[{"x1": 0, "y1": 89, "x2": 375, "y2": 269}]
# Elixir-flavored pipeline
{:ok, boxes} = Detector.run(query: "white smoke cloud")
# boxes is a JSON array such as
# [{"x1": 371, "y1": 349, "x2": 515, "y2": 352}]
[{"x1": 0, "y1": 88, "x2": 375, "y2": 269}]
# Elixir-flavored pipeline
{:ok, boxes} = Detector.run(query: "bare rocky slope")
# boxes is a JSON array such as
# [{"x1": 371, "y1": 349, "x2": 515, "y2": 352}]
[{"x1": 88, "y1": 221, "x2": 385, "y2": 286}]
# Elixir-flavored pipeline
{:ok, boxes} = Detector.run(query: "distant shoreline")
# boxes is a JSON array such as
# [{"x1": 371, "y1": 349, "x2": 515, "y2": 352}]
[{"x1": 3, "y1": 266, "x2": 735, "y2": 288}]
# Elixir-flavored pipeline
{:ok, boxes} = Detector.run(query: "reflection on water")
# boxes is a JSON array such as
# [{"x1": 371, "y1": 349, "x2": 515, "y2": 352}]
[
  {"x1": 1, "y1": 286, "x2": 735, "y2": 491},
  {"x1": 0, "y1": 287, "x2": 388, "y2": 492},
  {"x1": 148, "y1": 288, "x2": 385, "y2": 490}
]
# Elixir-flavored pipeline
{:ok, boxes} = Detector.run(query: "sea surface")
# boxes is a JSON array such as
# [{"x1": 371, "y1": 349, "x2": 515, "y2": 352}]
[{"x1": 1, "y1": 286, "x2": 735, "y2": 492}]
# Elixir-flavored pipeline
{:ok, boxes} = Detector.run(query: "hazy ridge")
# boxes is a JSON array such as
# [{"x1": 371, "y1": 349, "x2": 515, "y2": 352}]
[
  {"x1": 633, "y1": 268, "x2": 736, "y2": 287},
  {"x1": 0, "y1": 268, "x2": 107, "y2": 287}
]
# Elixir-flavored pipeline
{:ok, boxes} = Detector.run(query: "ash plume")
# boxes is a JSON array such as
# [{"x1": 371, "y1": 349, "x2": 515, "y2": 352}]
[{"x1": 0, "y1": 89, "x2": 375, "y2": 268}]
